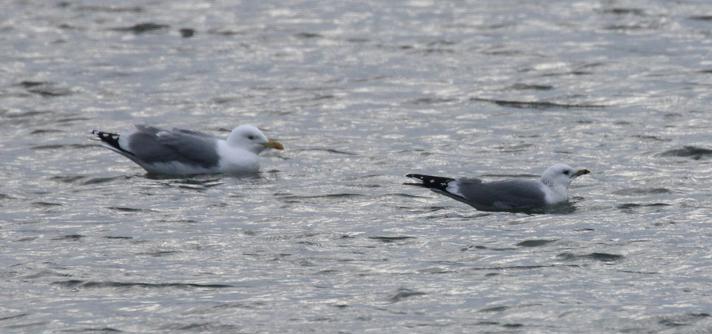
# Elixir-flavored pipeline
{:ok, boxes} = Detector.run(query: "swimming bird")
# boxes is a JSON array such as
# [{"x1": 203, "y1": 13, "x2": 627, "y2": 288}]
[
  {"x1": 406, "y1": 163, "x2": 590, "y2": 212},
  {"x1": 91, "y1": 124, "x2": 283, "y2": 175}
]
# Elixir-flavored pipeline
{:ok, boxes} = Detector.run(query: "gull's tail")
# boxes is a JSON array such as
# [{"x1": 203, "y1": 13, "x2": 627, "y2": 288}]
[{"x1": 405, "y1": 174, "x2": 455, "y2": 192}]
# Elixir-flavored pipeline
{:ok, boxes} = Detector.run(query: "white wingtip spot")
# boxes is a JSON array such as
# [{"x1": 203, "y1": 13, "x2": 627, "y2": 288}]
[{"x1": 446, "y1": 181, "x2": 463, "y2": 197}]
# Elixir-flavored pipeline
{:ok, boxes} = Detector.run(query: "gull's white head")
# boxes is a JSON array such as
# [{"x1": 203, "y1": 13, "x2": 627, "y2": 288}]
[
  {"x1": 541, "y1": 163, "x2": 590, "y2": 189},
  {"x1": 226, "y1": 125, "x2": 284, "y2": 154}
]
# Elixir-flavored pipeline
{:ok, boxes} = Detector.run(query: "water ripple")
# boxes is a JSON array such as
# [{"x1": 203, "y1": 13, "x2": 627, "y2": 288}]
[
  {"x1": 368, "y1": 236, "x2": 415, "y2": 243},
  {"x1": 516, "y1": 239, "x2": 557, "y2": 247},
  {"x1": 557, "y1": 252, "x2": 624, "y2": 263},
  {"x1": 470, "y1": 97, "x2": 607, "y2": 110},
  {"x1": 660, "y1": 146, "x2": 712, "y2": 160},
  {"x1": 110, "y1": 23, "x2": 170, "y2": 34},
  {"x1": 389, "y1": 288, "x2": 426, "y2": 303},
  {"x1": 51, "y1": 280, "x2": 233, "y2": 289}
]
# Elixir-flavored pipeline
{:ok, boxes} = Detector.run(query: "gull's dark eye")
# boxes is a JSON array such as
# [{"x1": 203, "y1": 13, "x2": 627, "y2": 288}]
[
  {"x1": 563, "y1": 170, "x2": 570, "y2": 175},
  {"x1": 247, "y1": 135, "x2": 256, "y2": 140}
]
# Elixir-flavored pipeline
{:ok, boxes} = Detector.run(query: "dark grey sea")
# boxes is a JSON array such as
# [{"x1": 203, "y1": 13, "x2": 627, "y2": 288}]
[{"x1": 2, "y1": 0, "x2": 712, "y2": 332}]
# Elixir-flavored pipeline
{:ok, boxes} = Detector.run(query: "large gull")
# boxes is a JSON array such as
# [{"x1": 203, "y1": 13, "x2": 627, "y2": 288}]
[
  {"x1": 91, "y1": 124, "x2": 283, "y2": 175},
  {"x1": 406, "y1": 163, "x2": 590, "y2": 212}
]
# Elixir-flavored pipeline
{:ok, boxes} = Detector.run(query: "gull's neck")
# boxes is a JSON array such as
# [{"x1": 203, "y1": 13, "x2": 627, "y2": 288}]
[
  {"x1": 539, "y1": 178, "x2": 569, "y2": 205},
  {"x1": 216, "y1": 140, "x2": 260, "y2": 173}
]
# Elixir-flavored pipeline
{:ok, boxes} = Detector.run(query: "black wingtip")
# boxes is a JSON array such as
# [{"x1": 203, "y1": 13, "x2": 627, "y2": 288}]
[
  {"x1": 91, "y1": 129, "x2": 126, "y2": 153},
  {"x1": 405, "y1": 174, "x2": 454, "y2": 191}
]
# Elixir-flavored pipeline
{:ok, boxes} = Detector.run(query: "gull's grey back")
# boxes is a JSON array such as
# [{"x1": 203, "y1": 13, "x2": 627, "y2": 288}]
[
  {"x1": 454, "y1": 178, "x2": 547, "y2": 211},
  {"x1": 127, "y1": 125, "x2": 220, "y2": 168}
]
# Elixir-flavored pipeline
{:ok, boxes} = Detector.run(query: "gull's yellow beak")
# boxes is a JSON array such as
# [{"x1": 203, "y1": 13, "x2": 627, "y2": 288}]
[
  {"x1": 264, "y1": 138, "x2": 284, "y2": 150},
  {"x1": 573, "y1": 169, "x2": 590, "y2": 177}
]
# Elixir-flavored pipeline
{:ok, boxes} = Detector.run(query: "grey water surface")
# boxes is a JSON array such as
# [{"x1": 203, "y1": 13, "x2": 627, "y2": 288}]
[{"x1": 2, "y1": 0, "x2": 712, "y2": 332}]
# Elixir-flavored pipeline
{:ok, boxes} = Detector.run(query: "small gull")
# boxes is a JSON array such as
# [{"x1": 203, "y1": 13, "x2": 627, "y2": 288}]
[
  {"x1": 406, "y1": 163, "x2": 590, "y2": 212},
  {"x1": 91, "y1": 124, "x2": 283, "y2": 175}
]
